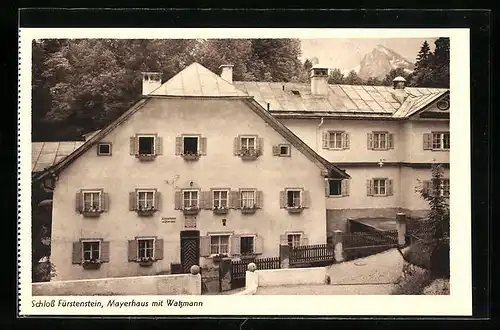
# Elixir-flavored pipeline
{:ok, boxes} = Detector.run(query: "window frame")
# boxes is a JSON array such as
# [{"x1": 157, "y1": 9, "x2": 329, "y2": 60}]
[
  {"x1": 240, "y1": 235, "x2": 256, "y2": 256},
  {"x1": 286, "y1": 233, "x2": 302, "y2": 248},
  {"x1": 136, "y1": 189, "x2": 156, "y2": 210},
  {"x1": 82, "y1": 190, "x2": 102, "y2": 212},
  {"x1": 97, "y1": 142, "x2": 112, "y2": 156},
  {"x1": 136, "y1": 237, "x2": 156, "y2": 260},
  {"x1": 373, "y1": 178, "x2": 388, "y2": 196},
  {"x1": 328, "y1": 179, "x2": 342, "y2": 197},
  {"x1": 183, "y1": 189, "x2": 200, "y2": 209},
  {"x1": 372, "y1": 131, "x2": 389, "y2": 150},
  {"x1": 240, "y1": 135, "x2": 257, "y2": 151},
  {"x1": 208, "y1": 233, "x2": 231, "y2": 256},
  {"x1": 239, "y1": 189, "x2": 257, "y2": 209},
  {"x1": 327, "y1": 131, "x2": 344, "y2": 150},
  {"x1": 212, "y1": 189, "x2": 229, "y2": 210},
  {"x1": 431, "y1": 131, "x2": 450, "y2": 150},
  {"x1": 81, "y1": 239, "x2": 101, "y2": 262},
  {"x1": 285, "y1": 188, "x2": 303, "y2": 208},
  {"x1": 278, "y1": 144, "x2": 291, "y2": 157},
  {"x1": 182, "y1": 134, "x2": 200, "y2": 155},
  {"x1": 136, "y1": 134, "x2": 156, "y2": 156}
]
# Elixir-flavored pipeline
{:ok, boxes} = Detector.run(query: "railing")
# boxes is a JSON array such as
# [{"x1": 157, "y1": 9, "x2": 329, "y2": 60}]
[
  {"x1": 289, "y1": 244, "x2": 334, "y2": 267},
  {"x1": 231, "y1": 257, "x2": 280, "y2": 280}
]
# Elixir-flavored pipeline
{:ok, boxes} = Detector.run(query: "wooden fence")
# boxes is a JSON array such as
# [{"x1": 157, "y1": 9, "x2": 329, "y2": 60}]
[
  {"x1": 231, "y1": 257, "x2": 281, "y2": 281},
  {"x1": 289, "y1": 244, "x2": 335, "y2": 267}
]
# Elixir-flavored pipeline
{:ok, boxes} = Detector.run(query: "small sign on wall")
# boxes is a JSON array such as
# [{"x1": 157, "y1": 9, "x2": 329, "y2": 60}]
[{"x1": 161, "y1": 217, "x2": 176, "y2": 224}]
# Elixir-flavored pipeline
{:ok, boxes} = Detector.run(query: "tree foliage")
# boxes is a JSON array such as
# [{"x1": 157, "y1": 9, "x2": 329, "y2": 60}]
[
  {"x1": 382, "y1": 68, "x2": 414, "y2": 86},
  {"x1": 32, "y1": 38, "x2": 308, "y2": 141},
  {"x1": 327, "y1": 68, "x2": 345, "y2": 84},
  {"x1": 411, "y1": 38, "x2": 450, "y2": 88}
]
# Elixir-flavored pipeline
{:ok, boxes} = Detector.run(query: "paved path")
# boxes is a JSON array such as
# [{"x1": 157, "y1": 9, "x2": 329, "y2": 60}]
[{"x1": 256, "y1": 284, "x2": 396, "y2": 295}]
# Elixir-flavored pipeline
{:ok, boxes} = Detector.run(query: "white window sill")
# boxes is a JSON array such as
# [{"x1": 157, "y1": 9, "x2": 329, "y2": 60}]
[{"x1": 327, "y1": 195, "x2": 346, "y2": 198}]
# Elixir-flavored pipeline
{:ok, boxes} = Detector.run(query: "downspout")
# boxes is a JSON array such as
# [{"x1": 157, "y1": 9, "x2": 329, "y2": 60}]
[{"x1": 316, "y1": 117, "x2": 324, "y2": 151}]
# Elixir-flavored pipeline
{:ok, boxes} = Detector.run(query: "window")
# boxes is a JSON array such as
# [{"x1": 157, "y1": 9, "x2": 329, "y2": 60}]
[
  {"x1": 210, "y1": 235, "x2": 229, "y2": 255},
  {"x1": 373, "y1": 132, "x2": 387, "y2": 149},
  {"x1": 329, "y1": 180, "x2": 342, "y2": 196},
  {"x1": 83, "y1": 191, "x2": 101, "y2": 212},
  {"x1": 97, "y1": 143, "x2": 111, "y2": 156},
  {"x1": 183, "y1": 190, "x2": 199, "y2": 209},
  {"x1": 137, "y1": 190, "x2": 155, "y2": 210},
  {"x1": 82, "y1": 241, "x2": 100, "y2": 262},
  {"x1": 287, "y1": 190, "x2": 302, "y2": 207},
  {"x1": 442, "y1": 179, "x2": 450, "y2": 197},
  {"x1": 240, "y1": 136, "x2": 256, "y2": 151},
  {"x1": 240, "y1": 236, "x2": 255, "y2": 255},
  {"x1": 138, "y1": 135, "x2": 155, "y2": 155},
  {"x1": 279, "y1": 144, "x2": 290, "y2": 156},
  {"x1": 213, "y1": 190, "x2": 228, "y2": 209},
  {"x1": 137, "y1": 238, "x2": 154, "y2": 259},
  {"x1": 328, "y1": 132, "x2": 343, "y2": 149},
  {"x1": 240, "y1": 190, "x2": 256, "y2": 208},
  {"x1": 373, "y1": 179, "x2": 386, "y2": 196},
  {"x1": 432, "y1": 132, "x2": 450, "y2": 150},
  {"x1": 287, "y1": 234, "x2": 301, "y2": 248},
  {"x1": 183, "y1": 136, "x2": 199, "y2": 155}
]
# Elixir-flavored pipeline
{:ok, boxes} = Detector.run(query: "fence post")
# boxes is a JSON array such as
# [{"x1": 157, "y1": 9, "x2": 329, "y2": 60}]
[
  {"x1": 279, "y1": 244, "x2": 290, "y2": 268},
  {"x1": 333, "y1": 230, "x2": 344, "y2": 263},
  {"x1": 396, "y1": 213, "x2": 407, "y2": 246}
]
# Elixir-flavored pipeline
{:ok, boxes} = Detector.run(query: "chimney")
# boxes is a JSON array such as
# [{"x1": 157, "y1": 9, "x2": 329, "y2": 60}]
[
  {"x1": 310, "y1": 65, "x2": 329, "y2": 96},
  {"x1": 219, "y1": 64, "x2": 234, "y2": 83},
  {"x1": 142, "y1": 72, "x2": 162, "y2": 96},
  {"x1": 392, "y1": 76, "x2": 408, "y2": 104}
]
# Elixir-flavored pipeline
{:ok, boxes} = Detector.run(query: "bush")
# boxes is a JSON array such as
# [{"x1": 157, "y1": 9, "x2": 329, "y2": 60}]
[
  {"x1": 33, "y1": 262, "x2": 56, "y2": 282},
  {"x1": 392, "y1": 263, "x2": 433, "y2": 295}
]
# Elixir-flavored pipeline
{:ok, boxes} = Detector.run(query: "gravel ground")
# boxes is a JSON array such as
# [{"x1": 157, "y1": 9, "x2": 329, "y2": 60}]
[
  {"x1": 256, "y1": 284, "x2": 396, "y2": 295},
  {"x1": 328, "y1": 248, "x2": 405, "y2": 285}
]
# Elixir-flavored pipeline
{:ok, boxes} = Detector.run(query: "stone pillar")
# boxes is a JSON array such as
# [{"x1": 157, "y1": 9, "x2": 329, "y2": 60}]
[
  {"x1": 396, "y1": 213, "x2": 407, "y2": 246},
  {"x1": 333, "y1": 230, "x2": 344, "y2": 263},
  {"x1": 245, "y1": 263, "x2": 259, "y2": 293},
  {"x1": 279, "y1": 244, "x2": 290, "y2": 268},
  {"x1": 188, "y1": 265, "x2": 201, "y2": 295}
]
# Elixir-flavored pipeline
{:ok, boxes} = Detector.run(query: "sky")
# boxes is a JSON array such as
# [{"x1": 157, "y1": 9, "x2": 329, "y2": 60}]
[{"x1": 300, "y1": 38, "x2": 438, "y2": 72}]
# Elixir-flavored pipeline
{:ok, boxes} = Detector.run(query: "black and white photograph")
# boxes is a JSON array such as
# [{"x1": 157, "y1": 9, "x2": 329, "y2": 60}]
[{"x1": 19, "y1": 27, "x2": 471, "y2": 316}]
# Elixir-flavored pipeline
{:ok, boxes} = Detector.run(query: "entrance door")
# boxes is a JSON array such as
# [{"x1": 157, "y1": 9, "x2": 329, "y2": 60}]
[{"x1": 180, "y1": 230, "x2": 200, "y2": 273}]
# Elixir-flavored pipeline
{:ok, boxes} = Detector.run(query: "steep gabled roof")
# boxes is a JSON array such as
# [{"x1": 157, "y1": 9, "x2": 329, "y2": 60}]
[
  {"x1": 392, "y1": 90, "x2": 449, "y2": 118},
  {"x1": 32, "y1": 141, "x2": 85, "y2": 173},
  {"x1": 35, "y1": 63, "x2": 349, "y2": 182},
  {"x1": 151, "y1": 62, "x2": 248, "y2": 97}
]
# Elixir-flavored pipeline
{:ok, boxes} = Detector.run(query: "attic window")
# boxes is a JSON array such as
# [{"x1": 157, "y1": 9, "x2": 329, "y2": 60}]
[
  {"x1": 97, "y1": 143, "x2": 112, "y2": 156},
  {"x1": 291, "y1": 90, "x2": 301, "y2": 96},
  {"x1": 436, "y1": 100, "x2": 450, "y2": 110}
]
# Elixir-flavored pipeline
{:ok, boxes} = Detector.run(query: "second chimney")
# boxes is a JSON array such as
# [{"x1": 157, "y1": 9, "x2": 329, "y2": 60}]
[
  {"x1": 310, "y1": 65, "x2": 329, "y2": 96},
  {"x1": 219, "y1": 64, "x2": 234, "y2": 83},
  {"x1": 392, "y1": 76, "x2": 408, "y2": 104},
  {"x1": 142, "y1": 72, "x2": 162, "y2": 96}
]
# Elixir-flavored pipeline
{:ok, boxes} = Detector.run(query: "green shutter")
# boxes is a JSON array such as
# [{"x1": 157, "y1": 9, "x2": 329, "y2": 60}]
[
  {"x1": 341, "y1": 180, "x2": 349, "y2": 196},
  {"x1": 367, "y1": 133, "x2": 374, "y2": 150},
  {"x1": 256, "y1": 191, "x2": 264, "y2": 209},
  {"x1": 279, "y1": 191, "x2": 286, "y2": 208},
  {"x1": 101, "y1": 193, "x2": 109, "y2": 212},
  {"x1": 101, "y1": 241, "x2": 110, "y2": 262},
  {"x1": 387, "y1": 179, "x2": 393, "y2": 196},
  {"x1": 230, "y1": 235, "x2": 241, "y2": 255},
  {"x1": 174, "y1": 191, "x2": 182, "y2": 210},
  {"x1": 154, "y1": 191, "x2": 161, "y2": 211},
  {"x1": 75, "y1": 192, "x2": 83, "y2": 213},
  {"x1": 257, "y1": 137, "x2": 264, "y2": 156},
  {"x1": 129, "y1": 192, "x2": 136, "y2": 211},
  {"x1": 322, "y1": 131, "x2": 329, "y2": 149},
  {"x1": 130, "y1": 137, "x2": 137, "y2": 155},
  {"x1": 272, "y1": 145, "x2": 280, "y2": 156},
  {"x1": 367, "y1": 180, "x2": 374, "y2": 196},
  {"x1": 175, "y1": 137, "x2": 182, "y2": 155},
  {"x1": 72, "y1": 242, "x2": 82, "y2": 264},
  {"x1": 229, "y1": 191, "x2": 240, "y2": 209},
  {"x1": 154, "y1": 239, "x2": 164, "y2": 260},
  {"x1": 302, "y1": 190, "x2": 310, "y2": 208},
  {"x1": 233, "y1": 137, "x2": 240, "y2": 155},
  {"x1": 343, "y1": 133, "x2": 350, "y2": 149},
  {"x1": 301, "y1": 234, "x2": 309, "y2": 246},
  {"x1": 128, "y1": 239, "x2": 137, "y2": 261},
  {"x1": 200, "y1": 137, "x2": 207, "y2": 155},
  {"x1": 423, "y1": 133, "x2": 432, "y2": 150},
  {"x1": 200, "y1": 236, "x2": 211, "y2": 257},
  {"x1": 156, "y1": 137, "x2": 163, "y2": 155},
  {"x1": 254, "y1": 236, "x2": 263, "y2": 254},
  {"x1": 388, "y1": 133, "x2": 394, "y2": 149}
]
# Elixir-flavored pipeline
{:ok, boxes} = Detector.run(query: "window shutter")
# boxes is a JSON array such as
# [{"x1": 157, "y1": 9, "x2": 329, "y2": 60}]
[
  {"x1": 229, "y1": 191, "x2": 240, "y2": 209},
  {"x1": 325, "y1": 179, "x2": 330, "y2": 197},
  {"x1": 200, "y1": 137, "x2": 207, "y2": 155},
  {"x1": 322, "y1": 131, "x2": 329, "y2": 149},
  {"x1": 156, "y1": 136, "x2": 163, "y2": 155},
  {"x1": 230, "y1": 235, "x2": 241, "y2": 255},
  {"x1": 302, "y1": 190, "x2": 310, "y2": 208},
  {"x1": 154, "y1": 191, "x2": 162, "y2": 211},
  {"x1": 128, "y1": 239, "x2": 137, "y2": 261},
  {"x1": 101, "y1": 241, "x2": 110, "y2": 262},
  {"x1": 367, "y1": 133, "x2": 374, "y2": 150},
  {"x1": 129, "y1": 192, "x2": 137, "y2": 211},
  {"x1": 175, "y1": 137, "x2": 182, "y2": 155},
  {"x1": 255, "y1": 191, "x2": 264, "y2": 209},
  {"x1": 154, "y1": 239, "x2": 164, "y2": 260},
  {"x1": 388, "y1": 133, "x2": 394, "y2": 149},
  {"x1": 254, "y1": 236, "x2": 263, "y2": 254},
  {"x1": 101, "y1": 193, "x2": 109, "y2": 212},
  {"x1": 279, "y1": 191, "x2": 286, "y2": 208},
  {"x1": 367, "y1": 179, "x2": 374, "y2": 196},
  {"x1": 343, "y1": 133, "x2": 350, "y2": 149},
  {"x1": 200, "y1": 236, "x2": 211, "y2": 257},
  {"x1": 341, "y1": 180, "x2": 349, "y2": 196},
  {"x1": 174, "y1": 191, "x2": 182, "y2": 210},
  {"x1": 423, "y1": 133, "x2": 432, "y2": 150},
  {"x1": 301, "y1": 234, "x2": 309, "y2": 246},
  {"x1": 233, "y1": 137, "x2": 240, "y2": 155},
  {"x1": 75, "y1": 192, "x2": 83, "y2": 213},
  {"x1": 423, "y1": 180, "x2": 432, "y2": 195},
  {"x1": 387, "y1": 179, "x2": 393, "y2": 196},
  {"x1": 201, "y1": 191, "x2": 211, "y2": 209},
  {"x1": 257, "y1": 137, "x2": 263, "y2": 155},
  {"x1": 72, "y1": 242, "x2": 82, "y2": 264},
  {"x1": 272, "y1": 145, "x2": 280, "y2": 156},
  {"x1": 280, "y1": 234, "x2": 287, "y2": 245},
  {"x1": 130, "y1": 137, "x2": 137, "y2": 155}
]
